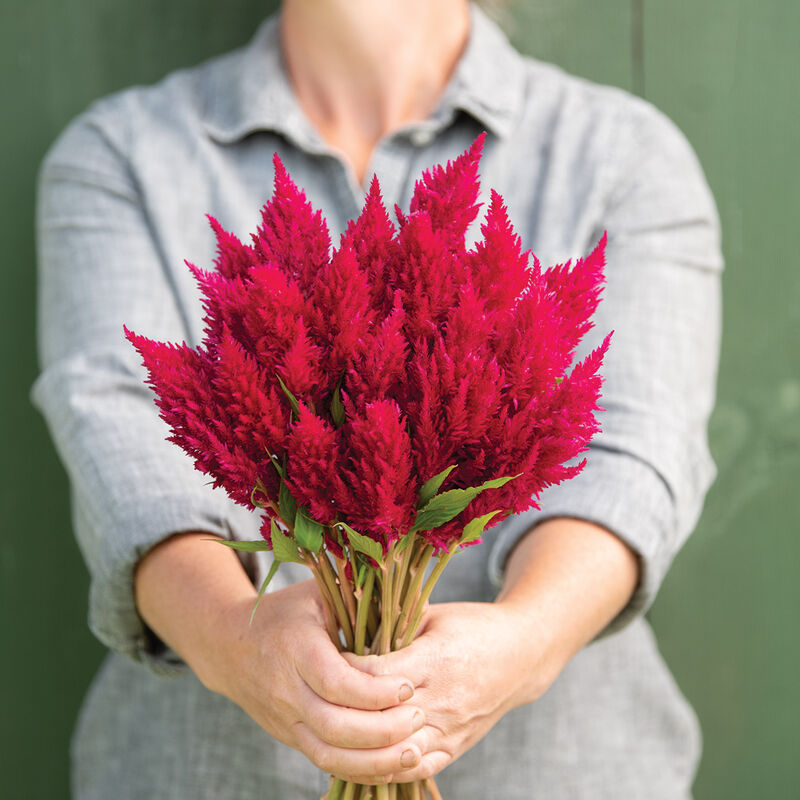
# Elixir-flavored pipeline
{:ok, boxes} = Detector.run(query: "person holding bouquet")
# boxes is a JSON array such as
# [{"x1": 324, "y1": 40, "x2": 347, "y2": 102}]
[{"x1": 33, "y1": 1, "x2": 723, "y2": 798}]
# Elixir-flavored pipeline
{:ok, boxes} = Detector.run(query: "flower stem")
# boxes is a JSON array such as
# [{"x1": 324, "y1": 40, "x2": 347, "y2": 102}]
[
  {"x1": 400, "y1": 549, "x2": 454, "y2": 648},
  {"x1": 392, "y1": 538, "x2": 414, "y2": 620},
  {"x1": 354, "y1": 568, "x2": 376, "y2": 655},
  {"x1": 327, "y1": 777, "x2": 345, "y2": 800},
  {"x1": 379, "y1": 560, "x2": 394, "y2": 655},
  {"x1": 307, "y1": 559, "x2": 343, "y2": 648},
  {"x1": 377, "y1": 784, "x2": 389, "y2": 800},
  {"x1": 369, "y1": 619, "x2": 383, "y2": 653},
  {"x1": 341, "y1": 781, "x2": 357, "y2": 800},
  {"x1": 316, "y1": 552, "x2": 355, "y2": 650},
  {"x1": 367, "y1": 594, "x2": 379, "y2": 641},
  {"x1": 336, "y1": 553, "x2": 358, "y2": 630},
  {"x1": 424, "y1": 778, "x2": 443, "y2": 800},
  {"x1": 393, "y1": 543, "x2": 433, "y2": 647}
]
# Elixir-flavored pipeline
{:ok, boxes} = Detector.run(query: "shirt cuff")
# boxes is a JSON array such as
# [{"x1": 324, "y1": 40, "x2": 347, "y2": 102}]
[
  {"x1": 76, "y1": 487, "x2": 236, "y2": 678},
  {"x1": 487, "y1": 445, "x2": 677, "y2": 637}
]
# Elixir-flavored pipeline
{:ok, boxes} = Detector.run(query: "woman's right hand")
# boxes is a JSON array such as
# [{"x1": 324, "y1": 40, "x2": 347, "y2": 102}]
[
  {"x1": 204, "y1": 579, "x2": 426, "y2": 784},
  {"x1": 135, "y1": 533, "x2": 424, "y2": 784}
]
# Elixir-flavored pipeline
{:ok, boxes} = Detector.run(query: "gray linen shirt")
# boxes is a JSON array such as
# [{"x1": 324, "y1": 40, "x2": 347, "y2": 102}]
[{"x1": 32, "y1": 6, "x2": 723, "y2": 799}]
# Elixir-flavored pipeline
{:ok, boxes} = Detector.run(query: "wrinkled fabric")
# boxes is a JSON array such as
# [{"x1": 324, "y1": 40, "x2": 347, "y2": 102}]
[{"x1": 32, "y1": 5, "x2": 722, "y2": 798}]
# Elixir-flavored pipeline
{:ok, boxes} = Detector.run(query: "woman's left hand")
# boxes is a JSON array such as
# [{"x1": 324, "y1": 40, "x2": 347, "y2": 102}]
[
  {"x1": 344, "y1": 518, "x2": 640, "y2": 782},
  {"x1": 343, "y1": 599, "x2": 564, "y2": 782}
]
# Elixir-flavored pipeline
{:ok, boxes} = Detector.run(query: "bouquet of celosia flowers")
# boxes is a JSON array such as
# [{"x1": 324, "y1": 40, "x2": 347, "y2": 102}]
[{"x1": 126, "y1": 133, "x2": 611, "y2": 800}]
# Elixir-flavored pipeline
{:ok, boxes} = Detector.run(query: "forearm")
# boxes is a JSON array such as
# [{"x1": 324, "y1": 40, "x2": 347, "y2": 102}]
[
  {"x1": 495, "y1": 516, "x2": 640, "y2": 705},
  {"x1": 135, "y1": 532, "x2": 426, "y2": 781},
  {"x1": 133, "y1": 531, "x2": 256, "y2": 688}
]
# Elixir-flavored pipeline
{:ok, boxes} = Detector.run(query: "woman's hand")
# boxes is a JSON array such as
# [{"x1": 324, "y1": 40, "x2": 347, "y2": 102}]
[
  {"x1": 343, "y1": 599, "x2": 563, "y2": 782},
  {"x1": 206, "y1": 579, "x2": 427, "y2": 784},
  {"x1": 135, "y1": 533, "x2": 426, "y2": 785},
  {"x1": 343, "y1": 517, "x2": 641, "y2": 782}
]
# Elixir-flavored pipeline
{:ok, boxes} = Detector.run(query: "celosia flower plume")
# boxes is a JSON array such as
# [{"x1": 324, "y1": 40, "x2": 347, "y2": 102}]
[
  {"x1": 126, "y1": 132, "x2": 611, "y2": 555},
  {"x1": 126, "y1": 133, "x2": 613, "y2": 800}
]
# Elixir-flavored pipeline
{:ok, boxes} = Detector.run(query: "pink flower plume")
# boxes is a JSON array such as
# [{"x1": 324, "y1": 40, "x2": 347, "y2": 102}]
[{"x1": 125, "y1": 135, "x2": 612, "y2": 553}]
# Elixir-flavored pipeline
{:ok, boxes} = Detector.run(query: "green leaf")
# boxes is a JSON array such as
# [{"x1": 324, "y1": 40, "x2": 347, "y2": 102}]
[
  {"x1": 270, "y1": 519, "x2": 304, "y2": 563},
  {"x1": 356, "y1": 563, "x2": 368, "y2": 591},
  {"x1": 554, "y1": 376, "x2": 564, "y2": 385},
  {"x1": 279, "y1": 480, "x2": 297, "y2": 525},
  {"x1": 395, "y1": 531, "x2": 413, "y2": 554},
  {"x1": 411, "y1": 474, "x2": 521, "y2": 533},
  {"x1": 214, "y1": 539, "x2": 271, "y2": 553},
  {"x1": 294, "y1": 509, "x2": 324, "y2": 553},
  {"x1": 250, "y1": 484, "x2": 268, "y2": 508},
  {"x1": 249, "y1": 560, "x2": 281, "y2": 625},
  {"x1": 459, "y1": 510, "x2": 504, "y2": 545},
  {"x1": 276, "y1": 374, "x2": 301, "y2": 417},
  {"x1": 265, "y1": 448, "x2": 285, "y2": 479},
  {"x1": 417, "y1": 464, "x2": 457, "y2": 509},
  {"x1": 331, "y1": 375, "x2": 346, "y2": 428},
  {"x1": 336, "y1": 522, "x2": 383, "y2": 565}
]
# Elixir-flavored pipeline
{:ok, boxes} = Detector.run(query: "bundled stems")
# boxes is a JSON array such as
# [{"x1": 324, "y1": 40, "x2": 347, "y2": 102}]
[
  {"x1": 392, "y1": 545, "x2": 433, "y2": 648},
  {"x1": 320, "y1": 535, "x2": 446, "y2": 800},
  {"x1": 316, "y1": 551, "x2": 355, "y2": 650},
  {"x1": 306, "y1": 556, "x2": 346, "y2": 648},
  {"x1": 378, "y1": 558, "x2": 394, "y2": 655},
  {"x1": 399, "y1": 547, "x2": 454, "y2": 649},
  {"x1": 354, "y1": 568, "x2": 375, "y2": 655},
  {"x1": 341, "y1": 782, "x2": 356, "y2": 800},
  {"x1": 337, "y1": 554, "x2": 359, "y2": 631}
]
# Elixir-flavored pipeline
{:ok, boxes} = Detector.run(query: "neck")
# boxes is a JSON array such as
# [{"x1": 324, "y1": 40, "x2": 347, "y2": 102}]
[{"x1": 280, "y1": 0, "x2": 471, "y2": 184}]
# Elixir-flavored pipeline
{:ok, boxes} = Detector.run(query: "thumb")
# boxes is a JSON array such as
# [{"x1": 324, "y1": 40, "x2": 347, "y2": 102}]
[{"x1": 342, "y1": 646, "x2": 426, "y2": 689}]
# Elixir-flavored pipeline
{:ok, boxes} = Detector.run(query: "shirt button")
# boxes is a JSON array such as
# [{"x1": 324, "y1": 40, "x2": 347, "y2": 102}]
[{"x1": 409, "y1": 128, "x2": 434, "y2": 147}]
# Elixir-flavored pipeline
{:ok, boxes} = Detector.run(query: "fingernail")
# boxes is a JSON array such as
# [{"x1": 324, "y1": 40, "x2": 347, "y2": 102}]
[
  {"x1": 400, "y1": 749, "x2": 418, "y2": 769},
  {"x1": 398, "y1": 683, "x2": 414, "y2": 702},
  {"x1": 412, "y1": 710, "x2": 424, "y2": 732}
]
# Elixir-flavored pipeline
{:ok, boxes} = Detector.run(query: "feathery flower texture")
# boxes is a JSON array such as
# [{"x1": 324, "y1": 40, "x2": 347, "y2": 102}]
[
  {"x1": 126, "y1": 133, "x2": 611, "y2": 800},
  {"x1": 127, "y1": 133, "x2": 611, "y2": 555}
]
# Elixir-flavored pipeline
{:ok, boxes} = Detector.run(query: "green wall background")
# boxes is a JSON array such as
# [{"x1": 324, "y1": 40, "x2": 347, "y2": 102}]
[{"x1": 1, "y1": 1, "x2": 797, "y2": 797}]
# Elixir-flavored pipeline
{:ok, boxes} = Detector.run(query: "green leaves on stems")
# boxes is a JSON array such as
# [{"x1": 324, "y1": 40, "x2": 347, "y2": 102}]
[
  {"x1": 264, "y1": 448, "x2": 285, "y2": 479},
  {"x1": 250, "y1": 560, "x2": 280, "y2": 625},
  {"x1": 279, "y1": 480, "x2": 297, "y2": 525},
  {"x1": 395, "y1": 531, "x2": 413, "y2": 554},
  {"x1": 270, "y1": 519, "x2": 304, "y2": 564},
  {"x1": 410, "y1": 474, "x2": 521, "y2": 533},
  {"x1": 247, "y1": 520, "x2": 306, "y2": 624},
  {"x1": 459, "y1": 510, "x2": 504, "y2": 545},
  {"x1": 336, "y1": 521, "x2": 383, "y2": 565},
  {"x1": 250, "y1": 482, "x2": 269, "y2": 509},
  {"x1": 294, "y1": 508, "x2": 324, "y2": 553},
  {"x1": 417, "y1": 464, "x2": 457, "y2": 509},
  {"x1": 356, "y1": 563, "x2": 369, "y2": 591},
  {"x1": 276, "y1": 374, "x2": 300, "y2": 417},
  {"x1": 330, "y1": 374, "x2": 346, "y2": 428},
  {"x1": 214, "y1": 539, "x2": 272, "y2": 552}
]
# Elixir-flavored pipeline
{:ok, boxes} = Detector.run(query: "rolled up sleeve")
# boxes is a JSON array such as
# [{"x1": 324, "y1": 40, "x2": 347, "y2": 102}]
[
  {"x1": 31, "y1": 104, "x2": 235, "y2": 674},
  {"x1": 489, "y1": 100, "x2": 724, "y2": 635}
]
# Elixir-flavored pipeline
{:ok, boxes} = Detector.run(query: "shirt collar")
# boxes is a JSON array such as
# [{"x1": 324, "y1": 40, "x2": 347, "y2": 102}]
[{"x1": 201, "y1": 3, "x2": 526, "y2": 146}]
